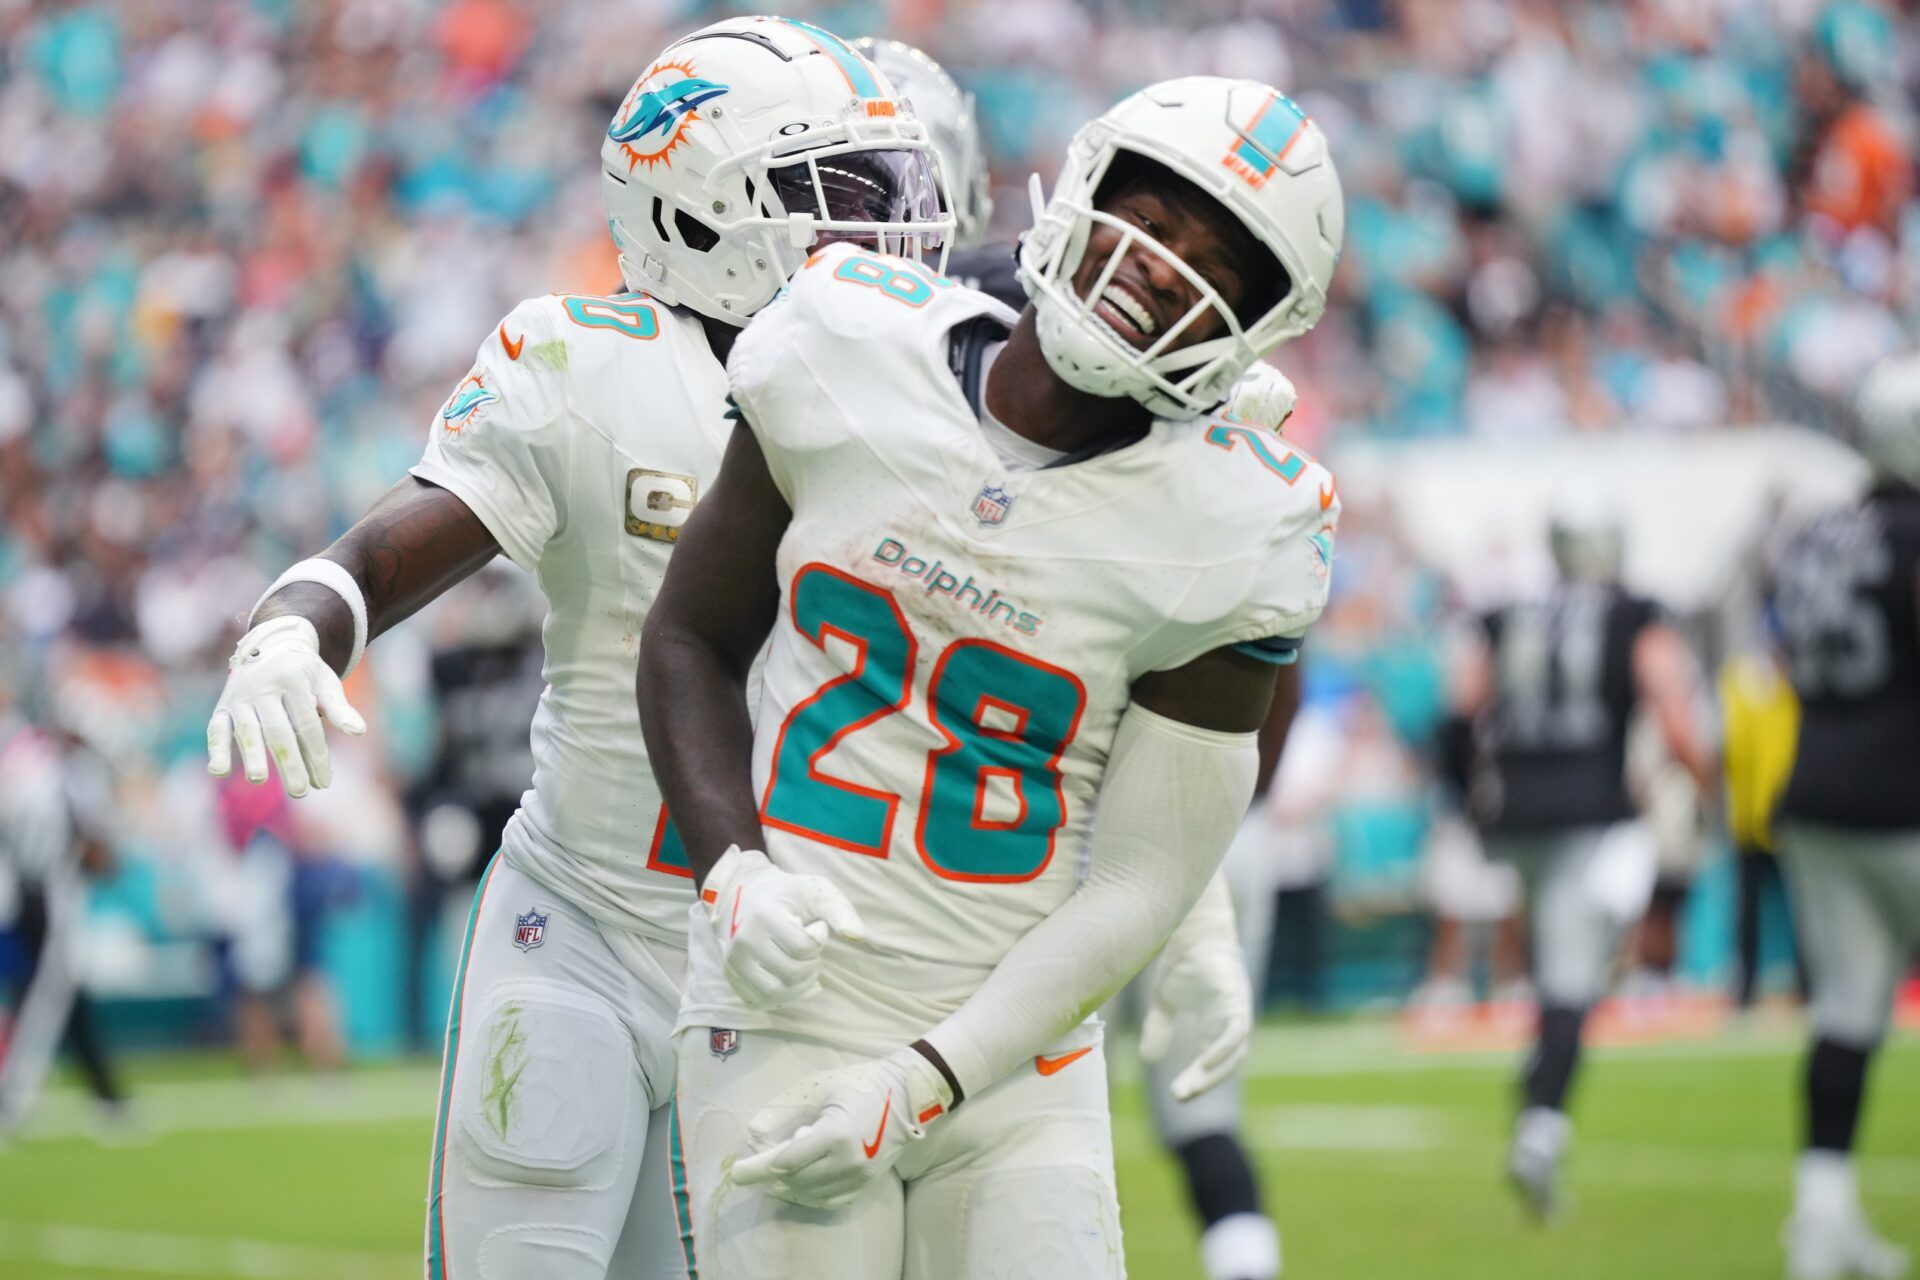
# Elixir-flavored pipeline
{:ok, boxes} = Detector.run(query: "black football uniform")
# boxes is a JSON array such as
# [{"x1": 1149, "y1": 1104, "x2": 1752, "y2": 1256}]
[
  {"x1": 1471, "y1": 583, "x2": 1661, "y2": 835},
  {"x1": 1777, "y1": 485, "x2": 1920, "y2": 829},
  {"x1": 416, "y1": 639, "x2": 545, "y2": 854}
]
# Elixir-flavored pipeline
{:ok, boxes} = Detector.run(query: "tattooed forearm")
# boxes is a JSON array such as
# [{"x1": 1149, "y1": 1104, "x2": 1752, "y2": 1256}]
[{"x1": 252, "y1": 477, "x2": 501, "y2": 674}]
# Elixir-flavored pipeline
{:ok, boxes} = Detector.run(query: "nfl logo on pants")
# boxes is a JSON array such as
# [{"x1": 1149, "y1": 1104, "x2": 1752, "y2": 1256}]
[{"x1": 512, "y1": 909, "x2": 548, "y2": 952}]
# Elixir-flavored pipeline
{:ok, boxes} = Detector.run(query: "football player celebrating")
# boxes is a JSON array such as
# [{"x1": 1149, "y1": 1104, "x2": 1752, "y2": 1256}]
[
  {"x1": 1771, "y1": 354, "x2": 1920, "y2": 1280},
  {"x1": 1454, "y1": 494, "x2": 1715, "y2": 1220},
  {"x1": 639, "y1": 77, "x2": 1342, "y2": 1278},
  {"x1": 205, "y1": 18, "x2": 952, "y2": 1279},
  {"x1": 854, "y1": 38, "x2": 1295, "y2": 1280}
]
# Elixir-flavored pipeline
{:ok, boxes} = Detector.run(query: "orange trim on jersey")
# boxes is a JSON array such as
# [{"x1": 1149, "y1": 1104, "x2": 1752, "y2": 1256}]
[
  {"x1": 644, "y1": 808, "x2": 693, "y2": 880},
  {"x1": 970, "y1": 767, "x2": 1029, "y2": 832},
  {"x1": 912, "y1": 638, "x2": 1087, "y2": 885},
  {"x1": 498, "y1": 323, "x2": 525, "y2": 360},
  {"x1": 971, "y1": 693, "x2": 1030, "y2": 740},
  {"x1": 1035, "y1": 1047, "x2": 1093, "y2": 1076},
  {"x1": 758, "y1": 563, "x2": 915, "y2": 859},
  {"x1": 967, "y1": 694, "x2": 1033, "y2": 833}
]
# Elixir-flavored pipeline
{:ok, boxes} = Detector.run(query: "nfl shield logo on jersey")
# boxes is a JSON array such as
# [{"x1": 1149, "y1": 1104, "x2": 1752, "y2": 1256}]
[
  {"x1": 709, "y1": 1028, "x2": 739, "y2": 1060},
  {"x1": 972, "y1": 484, "x2": 1014, "y2": 526},
  {"x1": 512, "y1": 910, "x2": 548, "y2": 952}
]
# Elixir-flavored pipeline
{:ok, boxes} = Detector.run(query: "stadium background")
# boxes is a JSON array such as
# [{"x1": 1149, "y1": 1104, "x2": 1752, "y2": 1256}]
[{"x1": 0, "y1": 0, "x2": 1916, "y2": 1276}]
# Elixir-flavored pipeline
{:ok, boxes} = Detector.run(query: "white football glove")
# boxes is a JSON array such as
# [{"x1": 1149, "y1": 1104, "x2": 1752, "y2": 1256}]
[
  {"x1": 1140, "y1": 933, "x2": 1253, "y2": 1102},
  {"x1": 1224, "y1": 361, "x2": 1298, "y2": 433},
  {"x1": 731, "y1": 1046, "x2": 952, "y2": 1208},
  {"x1": 701, "y1": 844, "x2": 865, "y2": 1011},
  {"x1": 207, "y1": 616, "x2": 366, "y2": 799}
]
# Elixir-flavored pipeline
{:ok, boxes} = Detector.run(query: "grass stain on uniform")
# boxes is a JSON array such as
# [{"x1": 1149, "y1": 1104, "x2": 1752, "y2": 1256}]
[{"x1": 483, "y1": 1004, "x2": 529, "y2": 1138}]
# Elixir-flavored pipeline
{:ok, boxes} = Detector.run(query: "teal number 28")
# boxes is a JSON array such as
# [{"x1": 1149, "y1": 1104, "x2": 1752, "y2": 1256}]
[{"x1": 761, "y1": 563, "x2": 1087, "y2": 883}]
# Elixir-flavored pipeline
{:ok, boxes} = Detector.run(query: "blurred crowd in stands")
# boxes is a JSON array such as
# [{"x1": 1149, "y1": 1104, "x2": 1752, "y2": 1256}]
[{"x1": 1, "y1": 0, "x2": 1911, "y2": 1056}]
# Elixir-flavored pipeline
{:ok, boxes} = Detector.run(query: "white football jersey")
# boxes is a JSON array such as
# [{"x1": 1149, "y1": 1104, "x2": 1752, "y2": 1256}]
[
  {"x1": 679, "y1": 245, "x2": 1338, "y2": 1052},
  {"x1": 411, "y1": 289, "x2": 730, "y2": 944}
]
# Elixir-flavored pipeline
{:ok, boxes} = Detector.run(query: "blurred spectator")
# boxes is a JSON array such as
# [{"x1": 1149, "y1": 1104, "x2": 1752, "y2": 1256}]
[
  {"x1": 1251, "y1": 697, "x2": 1347, "y2": 1010},
  {"x1": 212, "y1": 769, "x2": 355, "y2": 1071},
  {"x1": 1792, "y1": 3, "x2": 1911, "y2": 242},
  {"x1": 1719, "y1": 644, "x2": 1809, "y2": 1007}
]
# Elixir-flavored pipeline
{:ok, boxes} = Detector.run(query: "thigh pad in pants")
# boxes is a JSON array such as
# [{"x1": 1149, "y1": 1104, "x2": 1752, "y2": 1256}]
[{"x1": 452, "y1": 980, "x2": 634, "y2": 1192}]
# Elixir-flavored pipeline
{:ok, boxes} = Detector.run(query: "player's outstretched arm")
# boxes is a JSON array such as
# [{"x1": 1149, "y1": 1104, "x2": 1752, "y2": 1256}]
[
  {"x1": 208, "y1": 478, "x2": 499, "y2": 797},
  {"x1": 735, "y1": 647, "x2": 1276, "y2": 1207}
]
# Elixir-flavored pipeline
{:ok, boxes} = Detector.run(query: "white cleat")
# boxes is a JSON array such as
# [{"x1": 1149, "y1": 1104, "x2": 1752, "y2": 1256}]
[
  {"x1": 1507, "y1": 1106, "x2": 1571, "y2": 1223},
  {"x1": 1786, "y1": 1209, "x2": 1911, "y2": 1280}
]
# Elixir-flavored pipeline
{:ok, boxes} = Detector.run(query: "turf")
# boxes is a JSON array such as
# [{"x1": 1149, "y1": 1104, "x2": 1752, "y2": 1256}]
[{"x1": 0, "y1": 1022, "x2": 1913, "y2": 1278}]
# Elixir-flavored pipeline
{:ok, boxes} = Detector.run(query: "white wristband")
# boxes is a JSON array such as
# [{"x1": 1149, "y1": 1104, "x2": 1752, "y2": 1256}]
[{"x1": 253, "y1": 558, "x2": 369, "y2": 675}]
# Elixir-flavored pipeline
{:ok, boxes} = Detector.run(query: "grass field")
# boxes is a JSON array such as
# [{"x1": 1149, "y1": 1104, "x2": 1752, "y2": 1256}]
[{"x1": 0, "y1": 1019, "x2": 1914, "y2": 1279}]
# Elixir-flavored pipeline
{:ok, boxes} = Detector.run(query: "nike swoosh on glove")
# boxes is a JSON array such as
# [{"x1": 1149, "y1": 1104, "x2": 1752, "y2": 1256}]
[
  {"x1": 731, "y1": 1046, "x2": 952, "y2": 1208},
  {"x1": 701, "y1": 844, "x2": 865, "y2": 1011},
  {"x1": 208, "y1": 616, "x2": 366, "y2": 798}
]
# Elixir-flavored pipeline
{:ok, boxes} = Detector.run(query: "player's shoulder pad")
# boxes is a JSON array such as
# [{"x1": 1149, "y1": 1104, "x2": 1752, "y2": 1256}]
[
  {"x1": 1181, "y1": 408, "x2": 1341, "y2": 559},
  {"x1": 455, "y1": 291, "x2": 699, "y2": 433},
  {"x1": 512, "y1": 289, "x2": 699, "y2": 371},
  {"x1": 728, "y1": 243, "x2": 1008, "y2": 418}
]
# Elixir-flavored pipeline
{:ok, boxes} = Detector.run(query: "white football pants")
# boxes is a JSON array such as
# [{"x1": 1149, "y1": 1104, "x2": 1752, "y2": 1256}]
[
  {"x1": 673, "y1": 1025, "x2": 1124, "y2": 1279},
  {"x1": 426, "y1": 856, "x2": 690, "y2": 1280}
]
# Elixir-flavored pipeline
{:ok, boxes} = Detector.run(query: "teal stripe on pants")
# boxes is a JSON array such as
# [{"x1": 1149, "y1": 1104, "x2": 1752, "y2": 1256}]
[
  {"x1": 425, "y1": 853, "x2": 500, "y2": 1279},
  {"x1": 670, "y1": 1099, "x2": 700, "y2": 1278}
]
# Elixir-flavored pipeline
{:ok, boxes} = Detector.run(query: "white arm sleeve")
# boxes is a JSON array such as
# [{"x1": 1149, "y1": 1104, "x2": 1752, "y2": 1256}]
[
  {"x1": 1164, "y1": 868, "x2": 1236, "y2": 960},
  {"x1": 920, "y1": 703, "x2": 1259, "y2": 1100}
]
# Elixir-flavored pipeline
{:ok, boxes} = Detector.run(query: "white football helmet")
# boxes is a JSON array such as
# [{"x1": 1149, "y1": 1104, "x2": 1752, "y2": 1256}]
[
  {"x1": 851, "y1": 38, "x2": 994, "y2": 249},
  {"x1": 601, "y1": 16, "x2": 953, "y2": 324},
  {"x1": 1854, "y1": 352, "x2": 1920, "y2": 489},
  {"x1": 1018, "y1": 76, "x2": 1344, "y2": 420}
]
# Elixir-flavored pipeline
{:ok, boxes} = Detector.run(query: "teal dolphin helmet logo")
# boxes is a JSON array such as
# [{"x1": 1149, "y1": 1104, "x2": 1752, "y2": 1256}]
[{"x1": 608, "y1": 59, "x2": 730, "y2": 170}]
